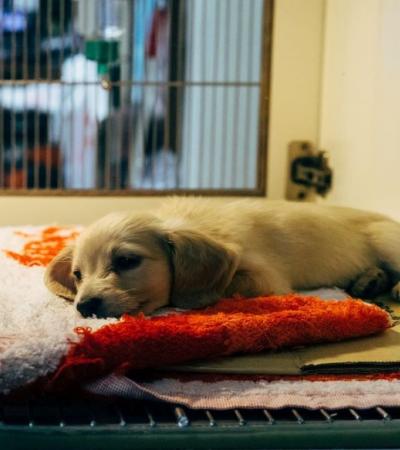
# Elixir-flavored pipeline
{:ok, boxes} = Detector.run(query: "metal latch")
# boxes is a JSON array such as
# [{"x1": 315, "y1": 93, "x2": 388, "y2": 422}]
[{"x1": 286, "y1": 141, "x2": 333, "y2": 201}]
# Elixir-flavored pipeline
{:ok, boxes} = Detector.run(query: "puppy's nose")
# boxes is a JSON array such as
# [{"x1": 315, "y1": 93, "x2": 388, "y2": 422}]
[{"x1": 77, "y1": 297, "x2": 102, "y2": 318}]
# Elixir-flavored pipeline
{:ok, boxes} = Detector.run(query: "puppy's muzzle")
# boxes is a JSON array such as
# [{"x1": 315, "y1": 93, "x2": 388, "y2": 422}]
[{"x1": 77, "y1": 297, "x2": 103, "y2": 318}]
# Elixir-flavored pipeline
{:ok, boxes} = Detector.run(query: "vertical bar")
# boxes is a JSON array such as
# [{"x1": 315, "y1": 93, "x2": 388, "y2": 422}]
[
  {"x1": 234, "y1": 409, "x2": 246, "y2": 426},
  {"x1": 256, "y1": 0, "x2": 273, "y2": 195},
  {"x1": 205, "y1": 410, "x2": 216, "y2": 427},
  {"x1": 80, "y1": 0, "x2": 85, "y2": 189},
  {"x1": 349, "y1": 409, "x2": 362, "y2": 421},
  {"x1": 126, "y1": 0, "x2": 135, "y2": 189},
  {"x1": 58, "y1": 0, "x2": 66, "y2": 189},
  {"x1": 231, "y1": 0, "x2": 243, "y2": 189},
  {"x1": 174, "y1": 407, "x2": 189, "y2": 427},
  {"x1": 243, "y1": 0, "x2": 256, "y2": 188},
  {"x1": 69, "y1": 0, "x2": 76, "y2": 189},
  {"x1": 376, "y1": 407, "x2": 391, "y2": 421},
  {"x1": 105, "y1": 79, "x2": 112, "y2": 190},
  {"x1": 171, "y1": 0, "x2": 185, "y2": 188},
  {"x1": 220, "y1": 0, "x2": 231, "y2": 188},
  {"x1": 58, "y1": 403, "x2": 66, "y2": 427},
  {"x1": 0, "y1": 0, "x2": 4, "y2": 189},
  {"x1": 210, "y1": 0, "x2": 222, "y2": 188},
  {"x1": 27, "y1": 401, "x2": 35, "y2": 427},
  {"x1": 320, "y1": 408, "x2": 333, "y2": 423},
  {"x1": 149, "y1": 84, "x2": 156, "y2": 189},
  {"x1": 197, "y1": 0, "x2": 207, "y2": 188},
  {"x1": 291, "y1": 409, "x2": 305, "y2": 424},
  {"x1": 163, "y1": 2, "x2": 171, "y2": 188},
  {"x1": 150, "y1": 14, "x2": 158, "y2": 189},
  {"x1": 95, "y1": 0, "x2": 103, "y2": 189},
  {"x1": 113, "y1": 404, "x2": 126, "y2": 427},
  {"x1": 126, "y1": 102, "x2": 134, "y2": 189},
  {"x1": 115, "y1": 97, "x2": 122, "y2": 190},
  {"x1": 184, "y1": 0, "x2": 195, "y2": 187},
  {"x1": 23, "y1": 0, "x2": 29, "y2": 189},
  {"x1": 161, "y1": 84, "x2": 169, "y2": 187},
  {"x1": 86, "y1": 399, "x2": 97, "y2": 428},
  {"x1": 165, "y1": 0, "x2": 186, "y2": 187},
  {"x1": 145, "y1": 407, "x2": 156, "y2": 427},
  {"x1": 93, "y1": 54, "x2": 99, "y2": 189},
  {"x1": 34, "y1": 0, "x2": 41, "y2": 189},
  {"x1": 11, "y1": 0, "x2": 17, "y2": 189},
  {"x1": 117, "y1": 0, "x2": 132, "y2": 189},
  {"x1": 262, "y1": 409, "x2": 275, "y2": 424},
  {"x1": 125, "y1": 0, "x2": 135, "y2": 98},
  {"x1": 105, "y1": 3, "x2": 112, "y2": 190},
  {"x1": 115, "y1": 1, "x2": 122, "y2": 190},
  {"x1": 46, "y1": 0, "x2": 53, "y2": 189},
  {"x1": 0, "y1": 0, "x2": 3, "y2": 190},
  {"x1": 93, "y1": 86, "x2": 99, "y2": 189},
  {"x1": 83, "y1": 0, "x2": 89, "y2": 189},
  {"x1": 141, "y1": 0, "x2": 147, "y2": 188}
]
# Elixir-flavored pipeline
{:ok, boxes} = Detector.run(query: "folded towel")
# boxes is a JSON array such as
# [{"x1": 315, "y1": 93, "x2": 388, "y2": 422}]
[
  {"x1": 85, "y1": 372, "x2": 400, "y2": 410},
  {"x1": 51, "y1": 294, "x2": 391, "y2": 391}
]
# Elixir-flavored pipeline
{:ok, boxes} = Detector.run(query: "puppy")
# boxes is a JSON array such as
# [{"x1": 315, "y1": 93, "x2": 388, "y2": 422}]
[{"x1": 45, "y1": 198, "x2": 400, "y2": 318}]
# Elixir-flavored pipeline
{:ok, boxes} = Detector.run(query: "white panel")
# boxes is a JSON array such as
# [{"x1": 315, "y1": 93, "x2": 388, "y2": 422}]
[
  {"x1": 320, "y1": 0, "x2": 400, "y2": 219},
  {"x1": 180, "y1": 0, "x2": 263, "y2": 189}
]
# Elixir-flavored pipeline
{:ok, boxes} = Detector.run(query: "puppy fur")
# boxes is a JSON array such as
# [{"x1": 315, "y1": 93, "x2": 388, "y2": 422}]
[{"x1": 45, "y1": 198, "x2": 400, "y2": 318}]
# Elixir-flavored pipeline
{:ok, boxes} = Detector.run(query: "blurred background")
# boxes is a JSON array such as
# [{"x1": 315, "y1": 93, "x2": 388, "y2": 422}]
[{"x1": 0, "y1": 0, "x2": 265, "y2": 192}]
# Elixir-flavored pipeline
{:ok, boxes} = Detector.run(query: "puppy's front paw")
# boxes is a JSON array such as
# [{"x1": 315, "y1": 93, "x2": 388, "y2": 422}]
[
  {"x1": 391, "y1": 282, "x2": 400, "y2": 301},
  {"x1": 349, "y1": 267, "x2": 389, "y2": 299}
]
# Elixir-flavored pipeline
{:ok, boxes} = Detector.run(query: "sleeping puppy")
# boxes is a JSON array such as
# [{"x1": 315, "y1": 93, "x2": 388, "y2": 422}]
[{"x1": 45, "y1": 198, "x2": 400, "y2": 318}]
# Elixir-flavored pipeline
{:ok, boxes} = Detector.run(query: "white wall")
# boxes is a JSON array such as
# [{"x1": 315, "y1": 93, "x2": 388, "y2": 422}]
[
  {"x1": 267, "y1": 0, "x2": 325, "y2": 199},
  {"x1": 320, "y1": 0, "x2": 400, "y2": 219}
]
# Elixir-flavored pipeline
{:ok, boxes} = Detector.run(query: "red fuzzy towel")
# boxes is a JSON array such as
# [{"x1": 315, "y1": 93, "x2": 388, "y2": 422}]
[{"x1": 50, "y1": 295, "x2": 392, "y2": 390}]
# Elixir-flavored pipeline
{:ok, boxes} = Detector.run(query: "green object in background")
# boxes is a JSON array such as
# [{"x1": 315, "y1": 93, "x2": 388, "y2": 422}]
[
  {"x1": 85, "y1": 39, "x2": 121, "y2": 107},
  {"x1": 85, "y1": 39, "x2": 119, "y2": 75}
]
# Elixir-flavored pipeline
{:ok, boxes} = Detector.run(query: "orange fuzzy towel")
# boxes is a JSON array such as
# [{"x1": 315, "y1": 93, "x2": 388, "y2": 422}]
[{"x1": 49, "y1": 295, "x2": 392, "y2": 390}]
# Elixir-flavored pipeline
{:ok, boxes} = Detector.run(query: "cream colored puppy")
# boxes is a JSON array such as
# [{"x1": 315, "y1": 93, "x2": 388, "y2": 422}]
[{"x1": 45, "y1": 198, "x2": 400, "y2": 318}]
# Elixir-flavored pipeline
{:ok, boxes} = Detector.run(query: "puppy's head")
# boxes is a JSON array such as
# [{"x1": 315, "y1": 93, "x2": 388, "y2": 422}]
[{"x1": 44, "y1": 213, "x2": 238, "y2": 318}]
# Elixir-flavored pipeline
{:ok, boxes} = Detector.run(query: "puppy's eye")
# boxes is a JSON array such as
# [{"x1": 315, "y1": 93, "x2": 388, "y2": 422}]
[
  {"x1": 73, "y1": 270, "x2": 82, "y2": 281},
  {"x1": 113, "y1": 255, "x2": 143, "y2": 272}
]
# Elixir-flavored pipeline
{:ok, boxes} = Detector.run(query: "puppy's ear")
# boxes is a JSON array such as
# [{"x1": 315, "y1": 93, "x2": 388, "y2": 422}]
[
  {"x1": 44, "y1": 246, "x2": 76, "y2": 301},
  {"x1": 166, "y1": 230, "x2": 239, "y2": 309}
]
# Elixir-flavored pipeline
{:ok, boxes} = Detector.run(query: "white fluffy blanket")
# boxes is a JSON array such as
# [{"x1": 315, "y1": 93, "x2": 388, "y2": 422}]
[{"x1": 0, "y1": 226, "x2": 116, "y2": 393}]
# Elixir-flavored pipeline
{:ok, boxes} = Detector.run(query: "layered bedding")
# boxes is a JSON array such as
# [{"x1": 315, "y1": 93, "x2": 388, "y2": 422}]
[{"x1": 1, "y1": 225, "x2": 400, "y2": 409}]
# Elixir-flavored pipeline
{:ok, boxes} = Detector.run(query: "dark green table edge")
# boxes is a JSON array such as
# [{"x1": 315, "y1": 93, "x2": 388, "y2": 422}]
[{"x1": 1, "y1": 420, "x2": 400, "y2": 449}]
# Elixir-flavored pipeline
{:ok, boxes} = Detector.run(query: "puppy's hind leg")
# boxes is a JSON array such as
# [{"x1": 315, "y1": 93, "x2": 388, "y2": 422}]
[
  {"x1": 348, "y1": 266, "x2": 390, "y2": 299},
  {"x1": 225, "y1": 261, "x2": 292, "y2": 298},
  {"x1": 366, "y1": 220, "x2": 400, "y2": 300}
]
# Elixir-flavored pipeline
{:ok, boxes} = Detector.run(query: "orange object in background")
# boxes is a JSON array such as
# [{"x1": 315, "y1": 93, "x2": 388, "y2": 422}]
[{"x1": 2, "y1": 146, "x2": 60, "y2": 189}]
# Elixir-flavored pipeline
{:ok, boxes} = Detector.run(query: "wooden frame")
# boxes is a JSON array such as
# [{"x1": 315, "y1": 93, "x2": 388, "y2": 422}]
[{"x1": 0, "y1": 0, "x2": 274, "y2": 197}]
